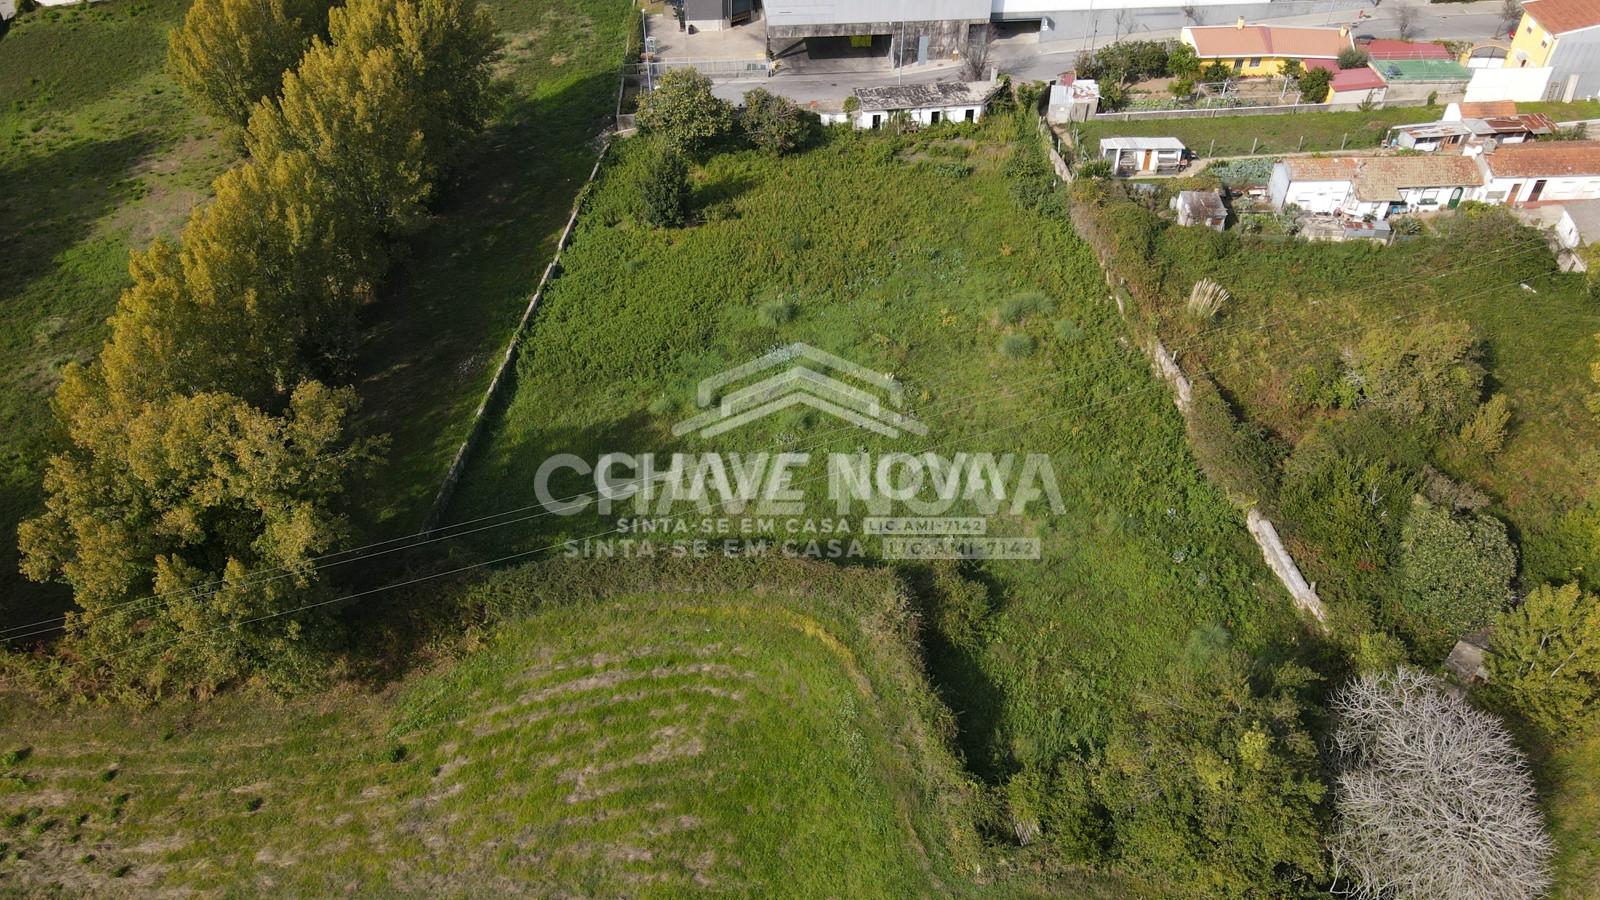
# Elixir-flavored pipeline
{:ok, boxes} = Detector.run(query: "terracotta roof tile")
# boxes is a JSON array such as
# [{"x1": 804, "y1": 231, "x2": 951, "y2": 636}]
[
  {"x1": 1284, "y1": 157, "x2": 1360, "y2": 181},
  {"x1": 1523, "y1": 0, "x2": 1600, "y2": 34},
  {"x1": 1184, "y1": 25, "x2": 1352, "y2": 60},
  {"x1": 1484, "y1": 140, "x2": 1600, "y2": 178},
  {"x1": 1351, "y1": 156, "x2": 1483, "y2": 201}
]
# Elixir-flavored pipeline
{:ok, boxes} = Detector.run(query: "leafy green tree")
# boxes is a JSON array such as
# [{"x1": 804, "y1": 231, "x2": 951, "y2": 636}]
[
  {"x1": 18, "y1": 382, "x2": 381, "y2": 696},
  {"x1": 1297, "y1": 67, "x2": 1332, "y2": 103},
  {"x1": 637, "y1": 141, "x2": 690, "y2": 228},
  {"x1": 636, "y1": 67, "x2": 734, "y2": 154},
  {"x1": 1200, "y1": 61, "x2": 1232, "y2": 83},
  {"x1": 740, "y1": 88, "x2": 814, "y2": 155},
  {"x1": 167, "y1": 0, "x2": 333, "y2": 130},
  {"x1": 96, "y1": 152, "x2": 378, "y2": 411},
  {"x1": 1488, "y1": 583, "x2": 1600, "y2": 738},
  {"x1": 247, "y1": 0, "x2": 500, "y2": 242},
  {"x1": 1397, "y1": 498, "x2": 1516, "y2": 644},
  {"x1": 1353, "y1": 320, "x2": 1483, "y2": 430},
  {"x1": 1167, "y1": 42, "x2": 1200, "y2": 78}
]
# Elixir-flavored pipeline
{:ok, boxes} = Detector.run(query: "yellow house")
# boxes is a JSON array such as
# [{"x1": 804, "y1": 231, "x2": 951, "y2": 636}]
[
  {"x1": 1508, "y1": 12, "x2": 1559, "y2": 68},
  {"x1": 1503, "y1": 0, "x2": 1600, "y2": 98},
  {"x1": 1181, "y1": 20, "x2": 1353, "y2": 77}
]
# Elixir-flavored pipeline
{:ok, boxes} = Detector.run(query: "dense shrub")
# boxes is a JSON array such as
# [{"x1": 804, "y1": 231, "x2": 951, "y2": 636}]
[
  {"x1": 1074, "y1": 40, "x2": 1173, "y2": 85},
  {"x1": 1336, "y1": 48, "x2": 1370, "y2": 70},
  {"x1": 637, "y1": 141, "x2": 690, "y2": 228},
  {"x1": 1396, "y1": 498, "x2": 1516, "y2": 645},
  {"x1": 1488, "y1": 582, "x2": 1600, "y2": 738},
  {"x1": 1297, "y1": 67, "x2": 1332, "y2": 103},
  {"x1": 1351, "y1": 320, "x2": 1483, "y2": 431},
  {"x1": 1278, "y1": 414, "x2": 1419, "y2": 604},
  {"x1": 1186, "y1": 376, "x2": 1281, "y2": 507},
  {"x1": 1048, "y1": 649, "x2": 1329, "y2": 895},
  {"x1": 740, "y1": 88, "x2": 815, "y2": 155},
  {"x1": 999, "y1": 291, "x2": 1054, "y2": 323}
]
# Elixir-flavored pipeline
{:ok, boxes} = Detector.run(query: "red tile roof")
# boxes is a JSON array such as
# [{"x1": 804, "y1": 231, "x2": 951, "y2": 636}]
[
  {"x1": 1484, "y1": 140, "x2": 1600, "y2": 177},
  {"x1": 1331, "y1": 67, "x2": 1387, "y2": 92},
  {"x1": 1184, "y1": 24, "x2": 1353, "y2": 60},
  {"x1": 1523, "y1": 0, "x2": 1600, "y2": 34},
  {"x1": 1363, "y1": 39, "x2": 1453, "y2": 59}
]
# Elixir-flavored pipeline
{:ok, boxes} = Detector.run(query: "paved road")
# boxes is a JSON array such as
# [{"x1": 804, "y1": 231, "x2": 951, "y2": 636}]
[{"x1": 710, "y1": 0, "x2": 1517, "y2": 106}]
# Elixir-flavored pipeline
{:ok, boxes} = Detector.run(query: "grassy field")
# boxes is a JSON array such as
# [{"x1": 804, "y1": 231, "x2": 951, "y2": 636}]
[
  {"x1": 1069, "y1": 99, "x2": 1600, "y2": 159},
  {"x1": 0, "y1": 0, "x2": 234, "y2": 623},
  {"x1": 443, "y1": 117, "x2": 1309, "y2": 834},
  {"x1": 351, "y1": 0, "x2": 635, "y2": 535},
  {"x1": 0, "y1": 558, "x2": 1025, "y2": 895}
]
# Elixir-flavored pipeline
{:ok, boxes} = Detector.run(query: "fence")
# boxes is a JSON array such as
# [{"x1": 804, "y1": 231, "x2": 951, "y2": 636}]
[
  {"x1": 628, "y1": 57, "x2": 771, "y2": 87},
  {"x1": 1092, "y1": 96, "x2": 1434, "y2": 122}
]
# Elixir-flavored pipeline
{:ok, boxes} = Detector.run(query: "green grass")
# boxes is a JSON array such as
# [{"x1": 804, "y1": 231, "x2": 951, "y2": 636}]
[
  {"x1": 0, "y1": 0, "x2": 234, "y2": 626},
  {"x1": 350, "y1": 0, "x2": 636, "y2": 535},
  {"x1": 0, "y1": 558, "x2": 1004, "y2": 894},
  {"x1": 444, "y1": 119, "x2": 1303, "y2": 793},
  {"x1": 1069, "y1": 100, "x2": 1600, "y2": 159}
]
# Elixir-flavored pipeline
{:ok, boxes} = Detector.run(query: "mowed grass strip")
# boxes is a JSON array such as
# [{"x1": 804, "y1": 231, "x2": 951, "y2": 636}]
[
  {"x1": 0, "y1": 0, "x2": 235, "y2": 623},
  {"x1": 0, "y1": 560, "x2": 979, "y2": 895},
  {"x1": 446, "y1": 119, "x2": 1299, "y2": 782}
]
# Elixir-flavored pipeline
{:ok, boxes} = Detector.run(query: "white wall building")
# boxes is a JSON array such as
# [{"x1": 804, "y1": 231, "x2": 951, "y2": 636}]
[
  {"x1": 1477, "y1": 140, "x2": 1600, "y2": 204},
  {"x1": 1270, "y1": 156, "x2": 1483, "y2": 219},
  {"x1": 821, "y1": 81, "x2": 1002, "y2": 129}
]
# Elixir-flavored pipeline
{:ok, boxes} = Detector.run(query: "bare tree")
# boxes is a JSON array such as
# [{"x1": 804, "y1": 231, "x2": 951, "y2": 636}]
[
  {"x1": 1394, "y1": 3, "x2": 1419, "y2": 41},
  {"x1": 1329, "y1": 669, "x2": 1554, "y2": 900},
  {"x1": 1501, "y1": 0, "x2": 1526, "y2": 32}
]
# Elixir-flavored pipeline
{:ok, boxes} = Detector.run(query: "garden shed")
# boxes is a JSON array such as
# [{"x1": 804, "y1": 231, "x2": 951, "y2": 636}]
[
  {"x1": 1099, "y1": 137, "x2": 1186, "y2": 176},
  {"x1": 1172, "y1": 190, "x2": 1228, "y2": 231}
]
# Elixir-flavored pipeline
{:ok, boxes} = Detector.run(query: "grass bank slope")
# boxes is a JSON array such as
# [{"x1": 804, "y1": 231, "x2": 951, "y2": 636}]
[{"x1": 0, "y1": 559, "x2": 992, "y2": 895}]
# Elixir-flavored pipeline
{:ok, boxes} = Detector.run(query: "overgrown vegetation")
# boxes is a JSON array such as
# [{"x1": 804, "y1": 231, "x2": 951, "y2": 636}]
[{"x1": 1072, "y1": 174, "x2": 1600, "y2": 893}]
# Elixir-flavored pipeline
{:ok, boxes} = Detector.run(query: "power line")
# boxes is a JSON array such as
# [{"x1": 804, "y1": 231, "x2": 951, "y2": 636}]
[
  {"x1": 2, "y1": 238, "x2": 1555, "y2": 643},
  {"x1": 67, "y1": 249, "x2": 1572, "y2": 665}
]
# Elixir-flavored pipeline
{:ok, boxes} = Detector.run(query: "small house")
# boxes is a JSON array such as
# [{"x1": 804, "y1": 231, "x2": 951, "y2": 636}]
[
  {"x1": 1268, "y1": 157, "x2": 1359, "y2": 215},
  {"x1": 1180, "y1": 21, "x2": 1352, "y2": 77},
  {"x1": 1479, "y1": 140, "x2": 1600, "y2": 204},
  {"x1": 1172, "y1": 190, "x2": 1227, "y2": 231},
  {"x1": 831, "y1": 81, "x2": 1002, "y2": 130},
  {"x1": 1269, "y1": 155, "x2": 1483, "y2": 219},
  {"x1": 1099, "y1": 137, "x2": 1186, "y2": 176}
]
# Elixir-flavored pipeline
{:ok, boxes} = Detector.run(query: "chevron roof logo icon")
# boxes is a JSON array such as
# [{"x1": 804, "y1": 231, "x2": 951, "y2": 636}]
[{"x1": 672, "y1": 343, "x2": 929, "y2": 439}]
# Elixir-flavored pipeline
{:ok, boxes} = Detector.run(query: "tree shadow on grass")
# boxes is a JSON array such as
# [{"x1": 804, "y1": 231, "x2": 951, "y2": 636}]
[
  {"x1": 0, "y1": 131, "x2": 157, "y2": 306},
  {"x1": 351, "y1": 71, "x2": 620, "y2": 538}
]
